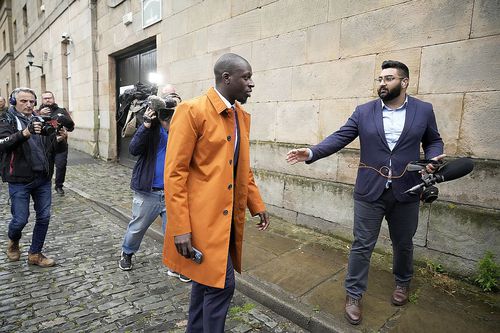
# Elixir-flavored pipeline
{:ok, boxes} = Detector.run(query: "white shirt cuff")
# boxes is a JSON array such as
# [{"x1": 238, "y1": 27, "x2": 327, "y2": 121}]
[{"x1": 306, "y1": 148, "x2": 313, "y2": 161}]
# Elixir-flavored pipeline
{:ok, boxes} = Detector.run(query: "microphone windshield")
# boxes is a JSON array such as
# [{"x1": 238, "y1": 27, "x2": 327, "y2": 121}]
[
  {"x1": 147, "y1": 95, "x2": 166, "y2": 111},
  {"x1": 435, "y1": 158, "x2": 474, "y2": 183}
]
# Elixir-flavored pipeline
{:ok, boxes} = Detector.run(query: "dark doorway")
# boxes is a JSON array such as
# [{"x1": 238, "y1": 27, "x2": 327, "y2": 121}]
[{"x1": 116, "y1": 45, "x2": 157, "y2": 167}]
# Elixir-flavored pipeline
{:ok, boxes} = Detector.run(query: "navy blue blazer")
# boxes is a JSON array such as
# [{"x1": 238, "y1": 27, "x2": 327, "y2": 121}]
[{"x1": 308, "y1": 96, "x2": 444, "y2": 202}]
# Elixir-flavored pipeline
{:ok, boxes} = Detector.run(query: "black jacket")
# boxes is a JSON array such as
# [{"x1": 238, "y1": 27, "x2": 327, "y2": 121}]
[
  {"x1": 37, "y1": 103, "x2": 75, "y2": 151},
  {"x1": 0, "y1": 107, "x2": 63, "y2": 183}
]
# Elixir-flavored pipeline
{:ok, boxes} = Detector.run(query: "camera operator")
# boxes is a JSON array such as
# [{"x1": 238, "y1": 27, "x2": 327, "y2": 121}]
[
  {"x1": 0, "y1": 87, "x2": 65, "y2": 267},
  {"x1": 38, "y1": 91, "x2": 75, "y2": 196},
  {"x1": 0, "y1": 96, "x2": 7, "y2": 116},
  {"x1": 118, "y1": 95, "x2": 190, "y2": 282}
]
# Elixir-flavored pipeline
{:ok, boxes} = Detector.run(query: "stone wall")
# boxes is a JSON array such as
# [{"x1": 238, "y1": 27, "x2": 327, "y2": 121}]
[
  {"x1": 2, "y1": 0, "x2": 499, "y2": 276},
  {"x1": 156, "y1": 0, "x2": 500, "y2": 275}
]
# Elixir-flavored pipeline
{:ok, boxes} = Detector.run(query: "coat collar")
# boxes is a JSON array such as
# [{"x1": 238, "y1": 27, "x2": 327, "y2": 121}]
[
  {"x1": 206, "y1": 87, "x2": 247, "y2": 116},
  {"x1": 207, "y1": 87, "x2": 230, "y2": 114}
]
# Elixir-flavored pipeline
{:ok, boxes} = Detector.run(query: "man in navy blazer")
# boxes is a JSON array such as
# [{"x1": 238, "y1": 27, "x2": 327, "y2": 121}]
[{"x1": 287, "y1": 60, "x2": 444, "y2": 325}]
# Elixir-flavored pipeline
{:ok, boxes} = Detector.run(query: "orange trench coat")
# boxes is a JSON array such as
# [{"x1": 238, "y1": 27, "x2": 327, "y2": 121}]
[{"x1": 162, "y1": 87, "x2": 266, "y2": 288}]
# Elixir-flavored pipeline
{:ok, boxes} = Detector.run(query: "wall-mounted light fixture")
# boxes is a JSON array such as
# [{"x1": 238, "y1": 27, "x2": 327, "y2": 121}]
[{"x1": 26, "y1": 49, "x2": 44, "y2": 73}]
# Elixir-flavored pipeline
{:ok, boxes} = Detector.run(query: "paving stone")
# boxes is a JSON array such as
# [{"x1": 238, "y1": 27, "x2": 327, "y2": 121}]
[
  {"x1": 0, "y1": 153, "x2": 309, "y2": 333},
  {"x1": 38, "y1": 317, "x2": 66, "y2": 329}
]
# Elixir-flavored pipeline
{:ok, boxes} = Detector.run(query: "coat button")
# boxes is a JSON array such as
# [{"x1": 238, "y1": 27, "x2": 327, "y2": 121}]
[
  {"x1": 223, "y1": 210, "x2": 229, "y2": 215},
  {"x1": 228, "y1": 184, "x2": 232, "y2": 190},
  {"x1": 229, "y1": 160, "x2": 232, "y2": 165},
  {"x1": 227, "y1": 135, "x2": 231, "y2": 141}
]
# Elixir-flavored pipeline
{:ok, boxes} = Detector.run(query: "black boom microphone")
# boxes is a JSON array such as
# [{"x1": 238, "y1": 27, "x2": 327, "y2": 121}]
[
  {"x1": 433, "y1": 157, "x2": 474, "y2": 183},
  {"x1": 404, "y1": 158, "x2": 474, "y2": 194}
]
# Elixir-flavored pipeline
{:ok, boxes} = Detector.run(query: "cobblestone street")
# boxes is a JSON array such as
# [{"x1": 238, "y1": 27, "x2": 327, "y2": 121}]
[{"x1": 0, "y1": 152, "x2": 305, "y2": 332}]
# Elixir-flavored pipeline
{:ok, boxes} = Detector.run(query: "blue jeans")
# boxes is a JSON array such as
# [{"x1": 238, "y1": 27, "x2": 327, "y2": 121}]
[
  {"x1": 121, "y1": 190, "x2": 166, "y2": 254},
  {"x1": 8, "y1": 176, "x2": 52, "y2": 253}
]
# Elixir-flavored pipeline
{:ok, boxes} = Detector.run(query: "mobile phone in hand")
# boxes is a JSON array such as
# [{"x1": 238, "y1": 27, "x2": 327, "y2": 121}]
[{"x1": 192, "y1": 247, "x2": 203, "y2": 264}]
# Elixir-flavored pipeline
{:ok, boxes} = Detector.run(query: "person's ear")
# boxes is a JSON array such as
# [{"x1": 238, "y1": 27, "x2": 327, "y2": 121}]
[{"x1": 222, "y1": 72, "x2": 230, "y2": 85}]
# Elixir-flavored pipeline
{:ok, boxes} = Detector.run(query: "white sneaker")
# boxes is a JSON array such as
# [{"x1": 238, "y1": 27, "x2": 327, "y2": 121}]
[
  {"x1": 167, "y1": 269, "x2": 191, "y2": 283},
  {"x1": 167, "y1": 269, "x2": 179, "y2": 278}
]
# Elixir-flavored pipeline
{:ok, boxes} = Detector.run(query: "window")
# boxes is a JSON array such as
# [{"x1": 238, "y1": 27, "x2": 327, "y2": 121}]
[
  {"x1": 142, "y1": 0, "x2": 161, "y2": 28},
  {"x1": 13, "y1": 20, "x2": 17, "y2": 44},
  {"x1": 23, "y1": 5, "x2": 28, "y2": 35},
  {"x1": 37, "y1": 0, "x2": 44, "y2": 17},
  {"x1": 2, "y1": 31, "x2": 5, "y2": 51},
  {"x1": 25, "y1": 66, "x2": 30, "y2": 86}
]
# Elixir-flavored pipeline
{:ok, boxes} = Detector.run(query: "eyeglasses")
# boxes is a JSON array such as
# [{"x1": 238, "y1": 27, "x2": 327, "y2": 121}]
[
  {"x1": 375, "y1": 76, "x2": 406, "y2": 83},
  {"x1": 19, "y1": 99, "x2": 36, "y2": 104}
]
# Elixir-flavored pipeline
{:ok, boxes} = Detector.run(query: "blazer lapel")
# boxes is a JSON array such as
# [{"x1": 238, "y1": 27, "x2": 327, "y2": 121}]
[
  {"x1": 374, "y1": 101, "x2": 390, "y2": 150},
  {"x1": 393, "y1": 96, "x2": 416, "y2": 150}
]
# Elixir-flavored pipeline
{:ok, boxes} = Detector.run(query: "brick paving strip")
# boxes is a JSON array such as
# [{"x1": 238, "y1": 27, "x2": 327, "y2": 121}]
[{"x1": 0, "y1": 152, "x2": 306, "y2": 332}]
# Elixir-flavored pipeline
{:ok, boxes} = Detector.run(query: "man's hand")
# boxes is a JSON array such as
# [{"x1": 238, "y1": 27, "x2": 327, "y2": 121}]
[
  {"x1": 426, "y1": 154, "x2": 446, "y2": 173},
  {"x1": 255, "y1": 211, "x2": 270, "y2": 231},
  {"x1": 57, "y1": 128, "x2": 68, "y2": 142},
  {"x1": 286, "y1": 148, "x2": 310, "y2": 165},
  {"x1": 174, "y1": 232, "x2": 193, "y2": 259},
  {"x1": 143, "y1": 108, "x2": 156, "y2": 129},
  {"x1": 24, "y1": 122, "x2": 42, "y2": 137},
  {"x1": 39, "y1": 107, "x2": 51, "y2": 117}
]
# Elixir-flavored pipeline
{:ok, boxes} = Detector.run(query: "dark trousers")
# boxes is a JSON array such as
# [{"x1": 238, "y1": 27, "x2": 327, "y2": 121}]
[
  {"x1": 54, "y1": 149, "x2": 68, "y2": 188},
  {"x1": 186, "y1": 253, "x2": 235, "y2": 333},
  {"x1": 345, "y1": 187, "x2": 419, "y2": 299}
]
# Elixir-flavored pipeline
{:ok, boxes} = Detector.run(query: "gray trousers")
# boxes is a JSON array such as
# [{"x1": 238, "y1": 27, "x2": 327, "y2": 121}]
[{"x1": 345, "y1": 187, "x2": 419, "y2": 299}]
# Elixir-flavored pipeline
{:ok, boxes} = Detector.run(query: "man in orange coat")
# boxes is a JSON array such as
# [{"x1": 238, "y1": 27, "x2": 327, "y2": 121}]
[{"x1": 163, "y1": 53, "x2": 270, "y2": 332}]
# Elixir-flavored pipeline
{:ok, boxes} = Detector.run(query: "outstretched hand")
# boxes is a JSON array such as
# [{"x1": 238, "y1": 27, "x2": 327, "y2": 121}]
[{"x1": 286, "y1": 148, "x2": 310, "y2": 165}]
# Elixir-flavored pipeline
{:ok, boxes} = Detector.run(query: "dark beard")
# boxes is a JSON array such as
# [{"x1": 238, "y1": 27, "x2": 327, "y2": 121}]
[{"x1": 378, "y1": 84, "x2": 401, "y2": 102}]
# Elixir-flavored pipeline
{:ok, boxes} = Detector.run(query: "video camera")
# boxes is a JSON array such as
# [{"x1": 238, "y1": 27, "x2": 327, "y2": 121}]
[
  {"x1": 29, "y1": 115, "x2": 56, "y2": 136},
  {"x1": 404, "y1": 158, "x2": 474, "y2": 203},
  {"x1": 143, "y1": 96, "x2": 177, "y2": 124},
  {"x1": 29, "y1": 113, "x2": 73, "y2": 136}
]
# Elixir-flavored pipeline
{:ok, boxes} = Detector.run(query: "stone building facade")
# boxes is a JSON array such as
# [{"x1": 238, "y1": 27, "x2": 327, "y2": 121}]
[{"x1": 0, "y1": 0, "x2": 498, "y2": 276}]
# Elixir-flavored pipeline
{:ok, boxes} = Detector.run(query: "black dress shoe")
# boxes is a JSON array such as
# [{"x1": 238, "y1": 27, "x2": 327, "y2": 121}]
[
  {"x1": 55, "y1": 187, "x2": 65, "y2": 196},
  {"x1": 345, "y1": 295, "x2": 362, "y2": 325}
]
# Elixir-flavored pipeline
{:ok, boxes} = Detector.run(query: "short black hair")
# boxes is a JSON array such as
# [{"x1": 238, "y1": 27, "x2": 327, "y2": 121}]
[
  {"x1": 213, "y1": 53, "x2": 250, "y2": 83},
  {"x1": 381, "y1": 60, "x2": 409, "y2": 78}
]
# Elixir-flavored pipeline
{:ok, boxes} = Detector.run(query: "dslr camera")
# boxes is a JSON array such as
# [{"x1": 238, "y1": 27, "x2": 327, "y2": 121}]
[{"x1": 29, "y1": 115, "x2": 57, "y2": 136}]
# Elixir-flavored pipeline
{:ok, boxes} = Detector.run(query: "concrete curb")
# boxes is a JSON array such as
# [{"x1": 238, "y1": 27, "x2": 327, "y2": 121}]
[{"x1": 65, "y1": 183, "x2": 349, "y2": 333}]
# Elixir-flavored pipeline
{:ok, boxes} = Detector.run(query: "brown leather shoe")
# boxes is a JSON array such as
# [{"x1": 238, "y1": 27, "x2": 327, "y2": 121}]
[
  {"x1": 28, "y1": 253, "x2": 55, "y2": 267},
  {"x1": 6, "y1": 239, "x2": 21, "y2": 261},
  {"x1": 344, "y1": 295, "x2": 362, "y2": 325},
  {"x1": 392, "y1": 285, "x2": 409, "y2": 306}
]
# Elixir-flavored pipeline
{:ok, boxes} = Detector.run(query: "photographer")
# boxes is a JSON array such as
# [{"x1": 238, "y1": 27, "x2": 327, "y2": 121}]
[
  {"x1": 38, "y1": 91, "x2": 75, "y2": 196},
  {"x1": 118, "y1": 95, "x2": 190, "y2": 282},
  {"x1": 0, "y1": 96, "x2": 7, "y2": 115},
  {"x1": 0, "y1": 87, "x2": 65, "y2": 267}
]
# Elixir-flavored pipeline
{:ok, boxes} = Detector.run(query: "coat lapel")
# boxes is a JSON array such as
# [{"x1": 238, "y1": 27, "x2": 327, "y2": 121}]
[{"x1": 374, "y1": 100, "x2": 390, "y2": 150}]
